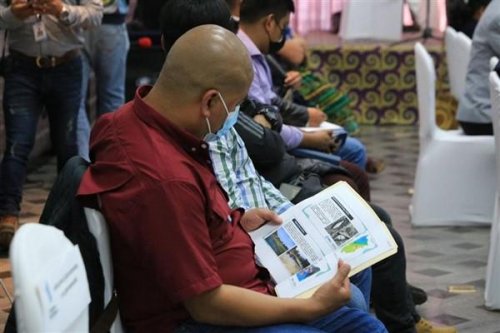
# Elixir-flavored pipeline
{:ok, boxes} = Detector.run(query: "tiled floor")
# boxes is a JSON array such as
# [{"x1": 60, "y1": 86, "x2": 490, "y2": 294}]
[
  {"x1": 362, "y1": 125, "x2": 500, "y2": 332},
  {"x1": 0, "y1": 125, "x2": 499, "y2": 332}
]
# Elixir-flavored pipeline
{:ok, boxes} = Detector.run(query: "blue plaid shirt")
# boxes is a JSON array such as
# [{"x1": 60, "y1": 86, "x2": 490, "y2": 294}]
[{"x1": 209, "y1": 128, "x2": 293, "y2": 214}]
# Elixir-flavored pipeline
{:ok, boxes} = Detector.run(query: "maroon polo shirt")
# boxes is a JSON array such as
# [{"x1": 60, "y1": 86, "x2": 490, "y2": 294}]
[{"x1": 78, "y1": 86, "x2": 274, "y2": 332}]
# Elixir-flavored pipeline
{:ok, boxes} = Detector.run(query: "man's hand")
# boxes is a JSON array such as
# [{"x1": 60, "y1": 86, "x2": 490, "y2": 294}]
[
  {"x1": 277, "y1": 36, "x2": 307, "y2": 66},
  {"x1": 284, "y1": 71, "x2": 302, "y2": 89},
  {"x1": 310, "y1": 260, "x2": 351, "y2": 314},
  {"x1": 307, "y1": 107, "x2": 327, "y2": 127},
  {"x1": 301, "y1": 130, "x2": 335, "y2": 153},
  {"x1": 240, "y1": 208, "x2": 282, "y2": 232},
  {"x1": 10, "y1": 0, "x2": 35, "y2": 20},
  {"x1": 31, "y1": 0, "x2": 63, "y2": 17}
]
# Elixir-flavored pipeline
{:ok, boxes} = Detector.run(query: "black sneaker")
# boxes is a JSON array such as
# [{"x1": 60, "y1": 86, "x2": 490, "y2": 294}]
[{"x1": 409, "y1": 283, "x2": 428, "y2": 305}]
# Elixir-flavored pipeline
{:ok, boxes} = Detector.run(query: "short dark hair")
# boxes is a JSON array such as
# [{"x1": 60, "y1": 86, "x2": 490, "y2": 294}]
[
  {"x1": 225, "y1": 0, "x2": 240, "y2": 12},
  {"x1": 160, "y1": 0, "x2": 234, "y2": 53},
  {"x1": 468, "y1": 0, "x2": 491, "y2": 12},
  {"x1": 240, "y1": 0, "x2": 295, "y2": 24}
]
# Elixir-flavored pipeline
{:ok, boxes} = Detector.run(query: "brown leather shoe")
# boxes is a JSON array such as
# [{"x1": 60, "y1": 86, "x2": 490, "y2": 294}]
[
  {"x1": 0, "y1": 215, "x2": 19, "y2": 250},
  {"x1": 415, "y1": 318, "x2": 457, "y2": 333},
  {"x1": 366, "y1": 157, "x2": 385, "y2": 174}
]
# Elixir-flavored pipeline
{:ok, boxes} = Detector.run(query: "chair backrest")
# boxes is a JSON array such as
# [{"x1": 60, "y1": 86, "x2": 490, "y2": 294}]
[
  {"x1": 36, "y1": 155, "x2": 106, "y2": 325},
  {"x1": 444, "y1": 26, "x2": 459, "y2": 98},
  {"x1": 489, "y1": 71, "x2": 500, "y2": 190},
  {"x1": 414, "y1": 42, "x2": 437, "y2": 143},
  {"x1": 490, "y1": 56, "x2": 499, "y2": 71},
  {"x1": 454, "y1": 32, "x2": 472, "y2": 97},
  {"x1": 10, "y1": 224, "x2": 90, "y2": 333},
  {"x1": 340, "y1": 0, "x2": 403, "y2": 41},
  {"x1": 84, "y1": 207, "x2": 125, "y2": 333}
]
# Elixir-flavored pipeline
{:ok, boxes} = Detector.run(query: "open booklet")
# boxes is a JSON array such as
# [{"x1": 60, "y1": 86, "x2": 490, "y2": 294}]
[
  {"x1": 249, "y1": 181, "x2": 397, "y2": 299},
  {"x1": 301, "y1": 121, "x2": 348, "y2": 150}
]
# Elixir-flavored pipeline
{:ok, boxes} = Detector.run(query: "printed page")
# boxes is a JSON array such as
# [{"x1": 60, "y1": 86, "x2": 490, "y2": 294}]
[
  {"x1": 300, "y1": 121, "x2": 347, "y2": 146},
  {"x1": 250, "y1": 210, "x2": 340, "y2": 298},
  {"x1": 250, "y1": 181, "x2": 397, "y2": 298},
  {"x1": 301, "y1": 121, "x2": 343, "y2": 132}
]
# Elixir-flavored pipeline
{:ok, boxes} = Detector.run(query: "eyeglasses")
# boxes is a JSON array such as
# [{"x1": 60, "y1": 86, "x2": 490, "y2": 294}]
[
  {"x1": 272, "y1": 17, "x2": 289, "y2": 42},
  {"x1": 273, "y1": 17, "x2": 288, "y2": 35}
]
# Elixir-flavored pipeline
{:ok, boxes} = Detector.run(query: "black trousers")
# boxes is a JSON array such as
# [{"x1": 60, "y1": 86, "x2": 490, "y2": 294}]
[
  {"x1": 370, "y1": 204, "x2": 418, "y2": 333},
  {"x1": 459, "y1": 121, "x2": 493, "y2": 135}
]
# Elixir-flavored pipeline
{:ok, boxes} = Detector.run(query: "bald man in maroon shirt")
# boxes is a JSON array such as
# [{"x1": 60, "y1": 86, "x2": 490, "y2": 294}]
[{"x1": 78, "y1": 24, "x2": 386, "y2": 333}]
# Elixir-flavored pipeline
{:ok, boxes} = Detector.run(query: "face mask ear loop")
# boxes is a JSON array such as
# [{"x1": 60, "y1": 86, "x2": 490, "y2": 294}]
[
  {"x1": 217, "y1": 91, "x2": 230, "y2": 116},
  {"x1": 205, "y1": 117, "x2": 213, "y2": 135}
]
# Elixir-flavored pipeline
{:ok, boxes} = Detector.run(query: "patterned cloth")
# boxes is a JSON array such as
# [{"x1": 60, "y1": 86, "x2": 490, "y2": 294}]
[
  {"x1": 307, "y1": 42, "x2": 457, "y2": 128},
  {"x1": 298, "y1": 71, "x2": 359, "y2": 134}
]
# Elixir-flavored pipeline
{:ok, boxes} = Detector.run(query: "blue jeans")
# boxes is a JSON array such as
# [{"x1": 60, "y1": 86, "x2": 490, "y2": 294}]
[
  {"x1": 92, "y1": 23, "x2": 129, "y2": 116},
  {"x1": 336, "y1": 137, "x2": 367, "y2": 170},
  {"x1": 0, "y1": 54, "x2": 82, "y2": 215},
  {"x1": 76, "y1": 23, "x2": 130, "y2": 160},
  {"x1": 348, "y1": 268, "x2": 371, "y2": 312},
  {"x1": 175, "y1": 307, "x2": 386, "y2": 333},
  {"x1": 77, "y1": 53, "x2": 91, "y2": 161}
]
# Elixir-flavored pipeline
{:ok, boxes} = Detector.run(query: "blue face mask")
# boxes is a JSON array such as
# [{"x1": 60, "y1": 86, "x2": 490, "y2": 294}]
[{"x1": 204, "y1": 92, "x2": 240, "y2": 142}]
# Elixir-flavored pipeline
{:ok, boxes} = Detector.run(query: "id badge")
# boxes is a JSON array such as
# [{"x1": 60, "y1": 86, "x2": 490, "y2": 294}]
[{"x1": 33, "y1": 21, "x2": 48, "y2": 42}]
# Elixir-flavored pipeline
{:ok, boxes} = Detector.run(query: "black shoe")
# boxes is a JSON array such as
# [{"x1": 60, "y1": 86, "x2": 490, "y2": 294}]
[{"x1": 409, "y1": 283, "x2": 428, "y2": 305}]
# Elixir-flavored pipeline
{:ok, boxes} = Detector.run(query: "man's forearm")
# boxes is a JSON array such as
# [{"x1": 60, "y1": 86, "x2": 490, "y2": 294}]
[
  {"x1": 184, "y1": 284, "x2": 328, "y2": 327},
  {"x1": 0, "y1": 5, "x2": 26, "y2": 29}
]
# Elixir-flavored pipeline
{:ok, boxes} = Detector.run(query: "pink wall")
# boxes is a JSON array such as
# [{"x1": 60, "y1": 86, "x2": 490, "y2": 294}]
[{"x1": 291, "y1": 0, "x2": 447, "y2": 36}]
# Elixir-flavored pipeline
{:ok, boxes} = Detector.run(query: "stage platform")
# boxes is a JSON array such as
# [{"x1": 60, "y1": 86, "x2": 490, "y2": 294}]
[{"x1": 304, "y1": 32, "x2": 457, "y2": 128}]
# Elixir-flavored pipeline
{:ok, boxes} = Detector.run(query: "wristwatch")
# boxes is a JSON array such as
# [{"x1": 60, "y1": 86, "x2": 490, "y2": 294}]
[
  {"x1": 256, "y1": 105, "x2": 283, "y2": 132},
  {"x1": 59, "y1": 4, "x2": 72, "y2": 25}
]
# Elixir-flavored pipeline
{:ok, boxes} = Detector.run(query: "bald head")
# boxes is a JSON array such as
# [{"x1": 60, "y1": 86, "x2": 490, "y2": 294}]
[{"x1": 158, "y1": 25, "x2": 253, "y2": 101}]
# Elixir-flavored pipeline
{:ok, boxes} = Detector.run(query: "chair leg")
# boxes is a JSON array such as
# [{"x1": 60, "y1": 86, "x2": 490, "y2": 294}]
[{"x1": 0, "y1": 278, "x2": 13, "y2": 304}]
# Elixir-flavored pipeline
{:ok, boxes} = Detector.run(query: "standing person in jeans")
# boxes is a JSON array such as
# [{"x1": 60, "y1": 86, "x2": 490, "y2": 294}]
[
  {"x1": 0, "y1": 0, "x2": 103, "y2": 249},
  {"x1": 76, "y1": 0, "x2": 136, "y2": 161}
]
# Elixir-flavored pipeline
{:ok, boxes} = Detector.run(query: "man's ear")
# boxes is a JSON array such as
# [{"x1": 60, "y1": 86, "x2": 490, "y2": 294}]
[
  {"x1": 200, "y1": 89, "x2": 219, "y2": 118},
  {"x1": 264, "y1": 13, "x2": 275, "y2": 31}
]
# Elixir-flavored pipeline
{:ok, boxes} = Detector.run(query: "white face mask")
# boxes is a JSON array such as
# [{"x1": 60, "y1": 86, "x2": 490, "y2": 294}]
[{"x1": 204, "y1": 92, "x2": 240, "y2": 142}]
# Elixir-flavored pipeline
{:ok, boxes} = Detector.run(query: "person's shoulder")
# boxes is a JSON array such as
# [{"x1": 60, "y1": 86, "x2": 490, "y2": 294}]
[
  {"x1": 479, "y1": 2, "x2": 500, "y2": 31},
  {"x1": 91, "y1": 103, "x2": 132, "y2": 147}
]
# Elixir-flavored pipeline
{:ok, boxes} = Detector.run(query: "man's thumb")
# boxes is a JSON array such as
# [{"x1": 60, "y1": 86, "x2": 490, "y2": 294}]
[{"x1": 335, "y1": 260, "x2": 351, "y2": 281}]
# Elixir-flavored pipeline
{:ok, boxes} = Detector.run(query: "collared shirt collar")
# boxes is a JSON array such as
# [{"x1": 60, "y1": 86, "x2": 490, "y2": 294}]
[
  {"x1": 237, "y1": 29, "x2": 262, "y2": 58},
  {"x1": 132, "y1": 86, "x2": 212, "y2": 163}
]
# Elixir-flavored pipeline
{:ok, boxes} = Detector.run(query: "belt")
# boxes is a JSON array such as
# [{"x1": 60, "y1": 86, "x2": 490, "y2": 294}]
[{"x1": 10, "y1": 49, "x2": 81, "y2": 69}]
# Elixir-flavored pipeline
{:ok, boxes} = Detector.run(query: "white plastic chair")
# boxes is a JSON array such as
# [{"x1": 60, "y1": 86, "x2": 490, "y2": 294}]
[
  {"x1": 445, "y1": 27, "x2": 472, "y2": 99},
  {"x1": 444, "y1": 27, "x2": 459, "y2": 98},
  {"x1": 411, "y1": 42, "x2": 496, "y2": 226},
  {"x1": 340, "y1": 0, "x2": 403, "y2": 41},
  {"x1": 490, "y1": 56, "x2": 499, "y2": 72},
  {"x1": 485, "y1": 70, "x2": 500, "y2": 309},
  {"x1": 85, "y1": 207, "x2": 125, "y2": 333},
  {"x1": 10, "y1": 224, "x2": 90, "y2": 332},
  {"x1": 453, "y1": 32, "x2": 472, "y2": 97}
]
